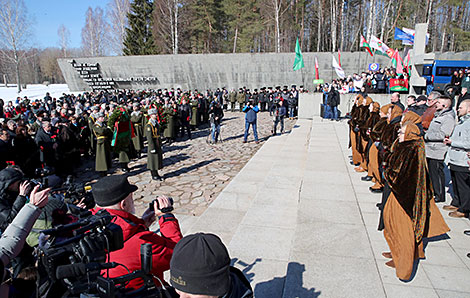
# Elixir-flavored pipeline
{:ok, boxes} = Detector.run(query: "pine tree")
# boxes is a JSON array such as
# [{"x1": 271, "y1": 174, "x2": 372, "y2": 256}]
[
  {"x1": 223, "y1": 0, "x2": 262, "y2": 53},
  {"x1": 185, "y1": 0, "x2": 225, "y2": 53},
  {"x1": 122, "y1": 0, "x2": 157, "y2": 55}
]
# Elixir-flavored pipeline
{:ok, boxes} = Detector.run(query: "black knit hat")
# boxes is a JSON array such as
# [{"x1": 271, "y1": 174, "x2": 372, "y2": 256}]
[
  {"x1": 92, "y1": 175, "x2": 138, "y2": 207},
  {"x1": 170, "y1": 233, "x2": 230, "y2": 296}
]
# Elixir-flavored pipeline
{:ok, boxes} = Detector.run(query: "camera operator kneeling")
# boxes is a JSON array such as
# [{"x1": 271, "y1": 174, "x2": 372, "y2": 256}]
[{"x1": 91, "y1": 175, "x2": 183, "y2": 291}]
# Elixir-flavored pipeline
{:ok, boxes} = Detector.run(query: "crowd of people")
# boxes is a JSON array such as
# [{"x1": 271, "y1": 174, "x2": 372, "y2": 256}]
[
  {"x1": 0, "y1": 83, "x2": 306, "y2": 297},
  {"x1": 348, "y1": 90, "x2": 470, "y2": 280},
  {"x1": 0, "y1": 85, "x2": 303, "y2": 180},
  {"x1": 314, "y1": 67, "x2": 406, "y2": 95}
]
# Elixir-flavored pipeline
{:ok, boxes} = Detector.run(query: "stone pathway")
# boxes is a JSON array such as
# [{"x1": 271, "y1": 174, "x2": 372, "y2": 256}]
[
  {"x1": 76, "y1": 111, "x2": 295, "y2": 216},
  {"x1": 178, "y1": 117, "x2": 470, "y2": 298}
]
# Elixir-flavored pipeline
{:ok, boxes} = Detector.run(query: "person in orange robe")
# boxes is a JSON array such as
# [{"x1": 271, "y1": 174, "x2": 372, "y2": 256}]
[
  {"x1": 348, "y1": 95, "x2": 363, "y2": 166},
  {"x1": 361, "y1": 101, "x2": 381, "y2": 181},
  {"x1": 368, "y1": 104, "x2": 392, "y2": 192},
  {"x1": 382, "y1": 122, "x2": 450, "y2": 280}
]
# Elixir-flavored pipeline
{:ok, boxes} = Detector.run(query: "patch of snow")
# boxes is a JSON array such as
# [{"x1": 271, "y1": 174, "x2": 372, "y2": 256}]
[{"x1": 0, "y1": 84, "x2": 84, "y2": 103}]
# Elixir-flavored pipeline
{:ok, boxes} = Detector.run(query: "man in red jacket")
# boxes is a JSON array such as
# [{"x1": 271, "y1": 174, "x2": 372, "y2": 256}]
[{"x1": 91, "y1": 175, "x2": 183, "y2": 290}]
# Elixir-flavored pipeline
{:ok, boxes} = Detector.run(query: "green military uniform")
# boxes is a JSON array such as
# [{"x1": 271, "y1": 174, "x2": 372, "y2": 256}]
[
  {"x1": 229, "y1": 90, "x2": 237, "y2": 112},
  {"x1": 92, "y1": 121, "x2": 112, "y2": 173},
  {"x1": 88, "y1": 114, "x2": 97, "y2": 154},
  {"x1": 145, "y1": 119, "x2": 163, "y2": 171},
  {"x1": 237, "y1": 91, "x2": 245, "y2": 111},
  {"x1": 190, "y1": 98, "x2": 199, "y2": 127},
  {"x1": 163, "y1": 107, "x2": 177, "y2": 140},
  {"x1": 130, "y1": 111, "x2": 144, "y2": 152},
  {"x1": 31, "y1": 120, "x2": 41, "y2": 135}
]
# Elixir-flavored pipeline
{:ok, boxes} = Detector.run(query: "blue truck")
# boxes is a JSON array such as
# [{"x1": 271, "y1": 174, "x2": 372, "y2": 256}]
[{"x1": 422, "y1": 60, "x2": 470, "y2": 94}]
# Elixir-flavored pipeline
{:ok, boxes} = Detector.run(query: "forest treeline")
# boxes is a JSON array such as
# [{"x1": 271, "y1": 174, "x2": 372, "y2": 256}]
[{"x1": 1, "y1": 0, "x2": 470, "y2": 87}]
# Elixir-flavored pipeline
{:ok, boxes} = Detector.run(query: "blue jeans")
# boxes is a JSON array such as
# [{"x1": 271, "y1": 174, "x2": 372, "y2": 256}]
[
  {"x1": 331, "y1": 106, "x2": 338, "y2": 120},
  {"x1": 288, "y1": 107, "x2": 295, "y2": 118},
  {"x1": 324, "y1": 105, "x2": 332, "y2": 119},
  {"x1": 211, "y1": 123, "x2": 220, "y2": 142},
  {"x1": 244, "y1": 121, "x2": 258, "y2": 142}
]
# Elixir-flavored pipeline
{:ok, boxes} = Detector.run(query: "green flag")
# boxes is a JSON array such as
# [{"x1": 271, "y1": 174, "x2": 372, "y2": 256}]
[{"x1": 293, "y1": 38, "x2": 304, "y2": 71}]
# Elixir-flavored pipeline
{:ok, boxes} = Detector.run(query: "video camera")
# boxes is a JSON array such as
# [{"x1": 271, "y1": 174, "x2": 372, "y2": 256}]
[
  {"x1": 38, "y1": 209, "x2": 165, "y2": 297},
  {"x1": 52, "y1": 175, "x2": 96, "y2": 210},
  {"x1": 28, "y1": 166, "x2": 55, "y2": 190}
]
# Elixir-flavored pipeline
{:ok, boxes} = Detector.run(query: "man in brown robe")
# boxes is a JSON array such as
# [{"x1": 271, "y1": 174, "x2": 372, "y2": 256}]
[
  {"x1": 361, "y1": 101, "x2": 381, "y2": 182},
  {"x1": 368, "y1": 104, "x2": 392, "y2": 193},
  {"x1": 348, "y1": 95, "x2": 363, "y2": 166},
  {"x1": 377, "y1": 105, "x2": 403, "y2": 229},
  {"x1": 353, "y1": 96, "x2": 372, "y2": 172},
  {"x1": 382, "y1": 123, "x2": 450, "y2": 280}
]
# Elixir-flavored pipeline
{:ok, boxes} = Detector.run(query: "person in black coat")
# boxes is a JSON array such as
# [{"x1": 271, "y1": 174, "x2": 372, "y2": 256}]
[
  {"x1": 34, "y1": 121, "x2": 57, "y2": 167},
  {"x1": 327, "y1": 86, "x2": 340, "y2": 120},
  {"x1": 0, "y1": 129, "x2": 13, "y2": 170},
  {"x1": 178, "y1": 99, "x2": 192, "y2": 139},
  {"x1": 209, "y1": 100, "x2": 224, "y2": 143}
]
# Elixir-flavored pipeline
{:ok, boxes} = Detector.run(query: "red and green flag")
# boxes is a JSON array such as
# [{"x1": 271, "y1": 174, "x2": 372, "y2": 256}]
[
  {"x1": 391, "y1": 49, "x2": 404, "y2": 74},
  {"x1": 360, "y1": 35, "x2": 373, "y2": 56}
]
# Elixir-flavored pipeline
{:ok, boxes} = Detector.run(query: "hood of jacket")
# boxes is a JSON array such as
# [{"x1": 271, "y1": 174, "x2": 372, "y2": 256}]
[{"x1": 0, "y1": 168, "x2": 23, "y2": 194}]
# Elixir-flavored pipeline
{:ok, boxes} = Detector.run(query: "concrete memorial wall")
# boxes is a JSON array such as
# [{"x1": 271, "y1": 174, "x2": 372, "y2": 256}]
[{"x1": 58, "y1": 52, "x2": 393, "y2": 92}]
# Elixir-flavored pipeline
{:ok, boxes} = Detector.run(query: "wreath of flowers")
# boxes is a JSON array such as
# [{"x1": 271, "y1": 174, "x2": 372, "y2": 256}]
[
  {"x1": 149, "y1": 101, "x2": 168, "y2": 132},
  {"x1": 108, "y1": 107, "x2": 132, "y2": 153}
]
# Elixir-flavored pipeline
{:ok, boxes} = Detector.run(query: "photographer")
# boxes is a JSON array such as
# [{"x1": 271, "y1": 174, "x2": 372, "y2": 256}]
[
  {"x1": 0, "y1": 168, "x2": 32, "y2": 233},
  {"x1": 209, "y1": 99, "x2": 224, "y2": 143},
  {"x1": 91, "y1": 175, "x2": 183, "y2": 290},
  {"x1": 242, "y1": 101, "x2": 259, "y2": 144},
  {"x1": 0, "y1": 185, "x2": 48, "y2": 296}
]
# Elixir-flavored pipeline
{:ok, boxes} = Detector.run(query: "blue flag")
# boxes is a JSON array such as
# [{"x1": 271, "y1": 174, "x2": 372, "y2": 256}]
[{"x1": 394, "y1": 27, "x2": 414, "y2": 45}]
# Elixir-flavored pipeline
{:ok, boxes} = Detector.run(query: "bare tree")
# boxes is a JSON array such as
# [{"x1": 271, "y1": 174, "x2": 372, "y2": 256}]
[
  {"x1": 154, "y1": 0, "x2": 180, "y2": 54},
  {"x1": 0, "y1": 0, "x2": 32, "y2": 92},
  {"x1": 57, "y1": 24, "x2": 70, "y2": 58},
  {"x1": 366, "y1": 0, "x2": 374, "y2": 41},
  {"x1": 107, "y1": 0, "x2": 130, "y2": 55},
  {"x1": 81, "y1": 7, "x2": 109, "y2": 57}
]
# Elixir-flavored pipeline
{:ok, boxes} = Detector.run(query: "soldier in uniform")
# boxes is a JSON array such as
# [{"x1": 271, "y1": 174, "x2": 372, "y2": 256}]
[
  {"x1": 145, "y1": 109, "x2": 164, "y2": 181},
  {"x1": 237, "y1": 88, "x2": 245, "y2": 111},
  {"x1": 130, "y1": 102, "x2": 144, "y2": 158},
  {"x1": 163, "y1": 103, "x2": 178, "y2": 144},
  {"x1": 31, "y1": 111, "x2": 45, "y2": 135},
  {"x1": 229, "y1": 89, "x2": 237, "y2": 112},
  {"x1": 88, "y1": 106, "x2": 100, "y2": 156},
  {"x1": 92, "y1": 112, "x2": 112, "y2": 176},
  {"x1": 190, "y1": 95, "x2": 199, "y2": 129}
]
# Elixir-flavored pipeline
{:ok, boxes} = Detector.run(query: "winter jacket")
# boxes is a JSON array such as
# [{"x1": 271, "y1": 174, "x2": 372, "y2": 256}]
[
  {"x1": 91, "y1": 207, "x2": 183, "y2": 290},
  {"x1": 0, "y1": 168, "x2": 26, "y2": 233},
  {"x1": 0, "y1": 203, "x2": 41, "y2": 266},
  {"x1": 221, "y1": 267, "x2": 253, "y2": 298},
  {"x1": 327, "y1": 90, "x2": 340, "y2": 107},
  {"x1": 424, "y1": 108, "x2": 456, "y2": 160},
  {"x1": 446, "y1": 114, "x2": 470, "y2": 168},
  {"x1": 243, "y1": 105, "x2": 259, "y2": 123},
  {"x1": 178, "y1": 104, "x2": 192, "y2": 122}
]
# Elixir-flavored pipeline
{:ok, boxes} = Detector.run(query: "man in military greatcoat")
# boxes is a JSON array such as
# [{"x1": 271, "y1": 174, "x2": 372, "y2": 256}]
[
  {"x1": 92, "y1": 112, "x2": 112, "y2": 176},
  {"x1": 145, "y1": 109, "x2": 164, "y2": 181},
  {"x1": 130, "y1": 102, "x2": 144, "y2": 158}
]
